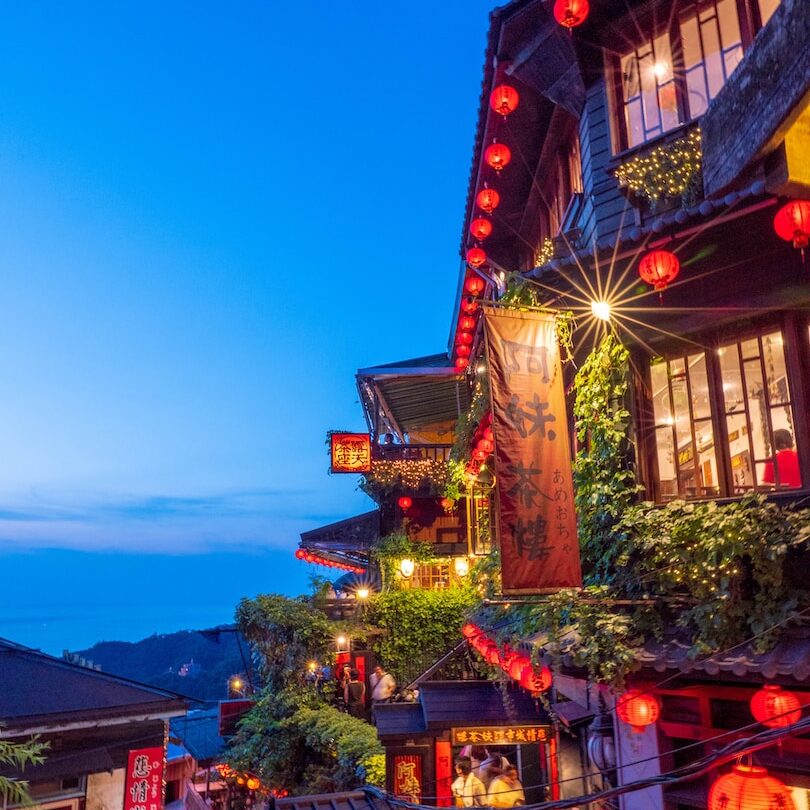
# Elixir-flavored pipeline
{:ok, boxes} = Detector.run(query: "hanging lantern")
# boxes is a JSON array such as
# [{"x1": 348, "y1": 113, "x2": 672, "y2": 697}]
[
  {"x1": 520, "y1": 664, "x2": 552, "y2": 693},
  {"x1": 485, "y1": 644, "x2": 502, "y2": 666},
  {"x1": 246, "y1": 777, "x2": 260, "y2": 791},
  {"x1": 455, "y1": 357, "x2": 470, "y2": 371},
  {"x1": 295, "y1": 548, "x2": 306, "y2": 560},
  {"x1": 616, "y1": 689, "x2": 660, "y2": 733},
  {"x1": 465, "y1": 275, "x2": 485, "y2": 295},
  {"x1": 470, "y1": 217, "x2": 493, "y2": 240},
  {"x1": 462, "y1": 623, "x2": 479, "y2": 640},
  {"x1": 459, "y1": 315, "x2": 477, "y2": 331},
  {"x1": 440, "y1": 497, "x2": 454, "y2": 512},
  {"x1": 480, "y1": 438, "x2": 494, "y2": 454},
  {"x1": 553, "y1": 0, "x2": 590, "y2": 28},
  {"x1": 461, "y1": 297, "x2": 479, "y2": 314},
  {"x1": 466, "y1": 247, "x2": 487, "y2": 268},
  {"x1": 398, "y1": 496, "x2": 412, "y2": 510},
  {"x1": 477, "y1": 187, "x2": 500, "y2": 214},
  {"x1": 774, "y1": 199, "x2": 810, "y2": 257},
  {"x1": 639, "y1": 249, "x2": 680, "y2": 293},
  {"x1": 456, "y1": 343, "x2": 471, "y2": 358},
  {"x1": 457, "y1": 331, "x2": 474, "y2": 346},
  {"x1": 509, "y1": 654, "x2": 530, "y2": 681},
  {"x1": 750, "y1": 684, "x2": 802, "y2": 728},
  {"x1": 490, "y1": 84, "x2": 520, "y2": 116},
  {"x1": 399, "y1": 558, "x2": 415, "y2": 578},
  {"x1": 473, "y1": 448, "x2": 489, "y2": 462},
  {"x1": 484, "y1": 143, "x2": 512, "y2": 172},
  {"x1": 709, "y1": 764, "x2": 797, "y2": 810},
  {"x1": 484, "y1": 426, "x2": 494, "y2": 442}
]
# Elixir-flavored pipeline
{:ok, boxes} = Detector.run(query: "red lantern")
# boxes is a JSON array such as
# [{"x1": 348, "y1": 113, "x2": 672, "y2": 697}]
[
  {"x1": 295, "y1": 548, "x2": 305, "y2": 560},
  {"x1": 553, "y1": 0, "x2": 590, "y2": 28},
  {"x1": 479, "y1": 438, "x2": 494, "y2": 454},
  {"x1": 470, "y1": 217, "x2": 493, "y2": 240},
  {"x1": 398, "y1": 496, "x2": 412, "y2": 510},
  {"x1": 639, "y1": 249, "x2": 680, "y2": 291},
  {"x1": 477, "y1": 187, "x2": 500, "y2": 214},
  {"x1": 456, "y1": 343, "x2": 471, "y2": 358},
  {"x1": 440, "y1": 497, "x2": 454, "y2": 511},
  {"x1": 509, "y1": 654, "x2": 530, "y2": 681},
  {"x1": 484, "y1": 427, "x2": 494, "y2": 442},
  {"x1": 520, "y1": 664, "x2": 552, "y2": 693},
  {"x1": 466, "y1": 247, "x2": 487, "y2": 268},
  {"x1": 461, "y1": 297, "x2": 479, "y2": 314},
  {"x1": 455, "y1": 357, "x2": 470, "y2": 371},
  {"x1": 709, "y1": 764, "x2": 797, "y2": 810},
  {"x1": 457, "y1": 331, "x2": 474, "y2": 346},
  {"x1": 459, "y1": 315, "x2": 476, "y2": 331},
  {"x1": 485, "y1": 644, "x2": 501, "y2": 666},
  {"x1": 462, "y1": 623, "x2": 479, "y2": 640},
  {"x1": 616, "y1": 689, "x2": 660, "y2": 733},
  {"x1": 750, "y1": 684, "x2": 801, "y2": 728},
  {"x1": 465, "y1": 275, "x2": 485, "y2": 295},
  {"x1": 490, "y1": 85, "x2": 520, "y2": 116},
  {"x1": 484, "y1": 143, "x2": 512, "y2": 172},
  {"x1": 774, "y1": 199, "x2": 810, "y2": 253}
]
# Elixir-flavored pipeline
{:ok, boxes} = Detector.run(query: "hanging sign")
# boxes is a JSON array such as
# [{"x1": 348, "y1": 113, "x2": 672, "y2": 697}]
[
  {"x1": 483, "y1": 307, "x2": 582, "y2": 593},
  {"x1": 123, "y1": 746, "x2": 165, "y2": 810},
  {"x1": 393, "y1": 754, "x2": 423, "y2": 803},
  {"x1": 451, "y1": 725, "x2": 552, "y2": 745},
  {"x1": 330, "y1": 432, "x2": 372, "y2": 473}
]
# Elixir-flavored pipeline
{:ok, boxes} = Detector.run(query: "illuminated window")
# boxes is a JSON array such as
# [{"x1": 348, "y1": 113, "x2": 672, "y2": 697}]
[{"x1": 401, "y1": 562, "x2": 452, "y2": 590}]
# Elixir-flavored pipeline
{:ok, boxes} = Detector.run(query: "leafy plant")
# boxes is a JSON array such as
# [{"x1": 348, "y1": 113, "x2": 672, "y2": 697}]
[
  {"x1": 0, "y1": 734, "x2": 48, "y2": 806},
  {"x1": 371, "y1": 531, "x2": 437, "y2": 591}
]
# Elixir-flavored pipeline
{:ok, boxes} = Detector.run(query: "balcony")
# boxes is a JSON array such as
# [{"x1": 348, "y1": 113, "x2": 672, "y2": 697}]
[{"x1": 362, "y1": 444, "x2": 454, "y2": 502}]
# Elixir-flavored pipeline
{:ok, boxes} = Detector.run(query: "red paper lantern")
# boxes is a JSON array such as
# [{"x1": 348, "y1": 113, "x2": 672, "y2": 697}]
[
  {"x1": 484, "y1": 427, "x2": 494, "y2": 442},
  {"x1": 459, "y1": 316, "x2": 476, "y2": 331},
  {"x1": 440, "y1": 497, "x2": 454, "y2": 511},
  {"x1": 750, "y1": 684, "x2": 802, "y2": 728},
  {"x1": 639, "y1": 249, "x2": 680, "y2": 291},
  {"x1": 616, "y1": 689, "x2": 660, "y2": 733},
  {"x1": 462, "y1": 623, "x2": 479, "y2": 640},
  {"x1": 473, "y1": 448, "x2": 488, "y2": 462},
  {"x1": 465, "y1": 275, "x2": 485, "y2": 295},
  {"x1": 490, "y1": 84, "x2": 520, "y2": 116},
  {"x1": 466, "y1": 247, "x2": 487, "y2": 268},
  {"x1": 774, "y1": 199, "x2": 810, "y2": 250},
  {"x1": 553, "y1": 0, "x2": 590, "y2": 28},
  {"x1": 295, "y1": 548, "x2": 305, "y2": 560},
  {"x1": 455, "y1": 357, "x2": 470, "y2": 371},
  {"x1": 470, "y1": 217, "x2": 493, "y2": 240},
  {"x1": 484, "y1": 143, "x2": 512, "y2": 172},
  {"x1": 509, "y1": 654, "x2": 530, "y2": 681},
  {"x1": 461, "y1": 298, "x2": 479, "y2": 314},
  {"x1": 456, "y1": 343, "x2": 471, "y2": 358},
  {"x1": 398, "y1": 496, "x2": 412, "y2": 510},
  {"x1": 709, "y1": 764, "x2": 797, "y2": 810},
  {"x1": 485, "y1": 644, "x2": 502, "y2": 666},
  {"x1": 520, "y1": 664, "x2": 552, "y2": 693},
  {"x1": 477, "y1": 187, "x2": 500, "y2": 214},
  {"x1": 457, "y1": 331, "x2": 474, "y2": 346}
]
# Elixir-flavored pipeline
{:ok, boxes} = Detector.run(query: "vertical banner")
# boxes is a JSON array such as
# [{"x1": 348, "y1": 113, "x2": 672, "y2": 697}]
[
  {"x1": 483, "y1": 307, "x2": 582, "y2": 593},
  {"x1": 124, "y1": 747, "x2": 165, "y2": 810},
  {"x1": 393, "y1": 754, "x2": 423, "y2": 803}
]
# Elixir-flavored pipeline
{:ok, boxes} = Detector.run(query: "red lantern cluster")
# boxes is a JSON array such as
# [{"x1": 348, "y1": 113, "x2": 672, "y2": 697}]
[
  {"x1": 553, "y1": 0, "x2": 590, "y2": 27},
  {"x1": 774, "y1": 199, "x2": 810, "y2": 257},
  {"x1": 750, "y1": 684, "x2": 802, "y2": 728},
  {"x1": 639, "y1": 249, "x2": 680, "y2": 293},
  {"x1": 464, "y1": 623, "x2": 552, "y2": 694},
  {"x1": 616, "y1": 689, "x2": 660, "y2": 733},
  {"x1": 490, "y1": 85, "x2": 520, "y2": 117},
  {"x1": 484, "y1": 142, "x2": 512, "y2": 172},
  {"x1": 465, "y1": 412, "x2": 494, "y2": 476},
  {"x1": 709, "y1": 764, "x2": 796, "y2": 810},
  {"x1": 295, "y1": 547, "x2": 365, "y2": 574}
]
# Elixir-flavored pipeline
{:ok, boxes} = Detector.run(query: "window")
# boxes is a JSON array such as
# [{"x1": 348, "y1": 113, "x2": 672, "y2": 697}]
[
  {"x1": 648, "y1": 325, "x2": 804, "y2": 501},
  {"x1": 401, "y1": 562, "x2": 452, "y2": 590},
  {"x1": 757, "y1": 0, "x2": 781, "y2": 26},
  {"x1": 618, "y1": 0, "x2": 744, "y2": 147}
]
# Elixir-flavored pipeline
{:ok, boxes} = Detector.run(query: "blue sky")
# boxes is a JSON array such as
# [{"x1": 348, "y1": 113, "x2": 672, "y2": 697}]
[{"x1": 0, "y1": 1, "x2": 495, "y2": 653}]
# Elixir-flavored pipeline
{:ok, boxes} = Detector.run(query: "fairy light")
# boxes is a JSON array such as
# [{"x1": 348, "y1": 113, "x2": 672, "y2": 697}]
[
  {"x1": 363, "y1": 459, "x2": 451, "y2": 489},
  {"x1": 591, "y1": 300, "x2": 612, "y2": 321},
  {"x1": 535, "y1": 237, "x2": 554, "y2": 267}
]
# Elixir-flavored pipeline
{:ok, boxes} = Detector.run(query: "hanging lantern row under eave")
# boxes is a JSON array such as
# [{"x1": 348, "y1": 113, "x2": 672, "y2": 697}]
[
  {"x1": 484, "y1": 142, "x2": 512, "y2": 172},
  {"x1": 465, "y1": 275, "x2": 485, "y2": 295},
  {"x1": 462, "y1": 297, "x2": 479, "y2": 314},
  {"x1": 477, "y1": 187, "x2": 500, "y2": 214},
  {"x1": 616, "y1": 689, "x2": 660, "y2": 733},
  {"x1": 489, "y1": 84, "x2": 520, "y2": 116},
  {"x1": 466, "y1": 247, "x2": 487, "y2": 268},
  {"x1": 553, "y1": 0, "x2": 590, "y2": 28},
  {"x1": 709, "y1": 764, "x2": 797, "y2": 810},
  {"x1": 520, "y1": 663, "x2": 553, "y2": 694},
  {"x1": 470, "y1": 217, "x2": 493, "y2": 240},
  {"x1": 774, "y1": 199, "x2": 810, "y2": 259},
  {"x1": 459, "y1": 315, "x2": 477, "y2": 331},
  {"x1": 455, "y1": 357, "x2": 470, "y2": 371},
  {"x1": 750, "y1": 684, "x2": 802, "y2": 728},
  {"x1": 639, "y1": 249, "x2": 680, "y2": 292}
]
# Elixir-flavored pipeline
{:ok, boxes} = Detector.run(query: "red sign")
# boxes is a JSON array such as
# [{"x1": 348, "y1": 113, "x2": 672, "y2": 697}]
[
  {"x1": 123, "y1": 747, "x2": 164, "y2": 810},
  {"x1": 393, "y1": 754, "x2": 422, "y2": 803},
  {"x1": 483, "y1": 307, "x2": 582, "y2": 593},
  {"x1": 435, "y1": 741, "x2": 452, "y2": 807},
  {"x1": 330, "y1": 433, "x2": 372, "y2": 473}
]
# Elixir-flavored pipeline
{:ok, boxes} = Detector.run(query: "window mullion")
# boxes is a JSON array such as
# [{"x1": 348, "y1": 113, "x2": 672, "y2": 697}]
[{"x1": 707, "y1": 345, "x2": 732, "y2": 497}]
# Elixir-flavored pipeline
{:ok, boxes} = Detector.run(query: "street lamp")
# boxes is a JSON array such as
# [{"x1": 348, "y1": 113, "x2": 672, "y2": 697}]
[
  {"x1": 356, "y1": 587, "x2": 370, "y2": 601},
  {"x1": 228, "y1": 674, "x2": 246, "y2": 698}
]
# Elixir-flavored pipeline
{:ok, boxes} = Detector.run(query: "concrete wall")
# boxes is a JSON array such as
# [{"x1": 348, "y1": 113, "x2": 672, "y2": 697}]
[{"x1": 86, "y1": 769, "x2": 127, "y2": 810}]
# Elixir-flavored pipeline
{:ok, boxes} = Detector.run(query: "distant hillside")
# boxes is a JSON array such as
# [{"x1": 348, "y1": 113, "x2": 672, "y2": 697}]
[{"x1": 72, "y1": 627, "x2": 252, "y2": 702}]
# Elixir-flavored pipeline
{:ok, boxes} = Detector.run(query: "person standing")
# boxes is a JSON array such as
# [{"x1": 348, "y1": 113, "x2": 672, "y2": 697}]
[
  {"x1": 451, "y1": 758, "x2": 486, "y2": 807},
  {"x1": 487, "y1": 766, "x2": 525, "y2": 807},
  {"x1": 344, "y1": 669, "x2": 366, "y2": 719},
  {"x1": 370, "y1": 664, "x2": 396, "y2": 703}
]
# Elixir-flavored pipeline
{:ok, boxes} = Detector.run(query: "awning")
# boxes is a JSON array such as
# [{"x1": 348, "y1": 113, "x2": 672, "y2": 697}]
[{"x1": 299, "y1": 510, "x2": 380, "y2": 555}]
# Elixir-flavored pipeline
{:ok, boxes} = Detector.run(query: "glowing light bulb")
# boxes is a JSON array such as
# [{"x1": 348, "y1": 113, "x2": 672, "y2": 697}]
[
  {"x1": 356, "y1": 587, "x2": 370, "y2": 600},
  {"x1": 591, "y1": 300, "x2": 611, "y2": 321},
  {"x1": 653, "y1": 62, "x2": 669, "y2": 80}
]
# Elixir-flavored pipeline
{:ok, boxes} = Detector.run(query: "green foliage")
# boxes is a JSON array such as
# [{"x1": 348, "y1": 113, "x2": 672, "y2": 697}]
[
  {"x1": 372, "y1": 531, "x2": 437, "y2": 591},
  {"x1": 469, "y1": 550, "x2": 502, "y2": 601},
  {"x1": 442, "y1": 459, "x2": 468, "y2": 503},
  {"x1": 573, "y1": 332, "x2": 640, "y2": 584},
  {"x1": 0, "y1": 734, "x2": 48, "y2": 805},
  {"x1": 450, "y1": 375, "x2": 490, "y2": 462},
  {"x1": 367, "y1": 586, "x2": 479, "y2": 685}
]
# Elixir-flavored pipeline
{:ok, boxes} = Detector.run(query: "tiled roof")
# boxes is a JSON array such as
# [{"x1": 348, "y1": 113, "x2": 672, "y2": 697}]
[
  {"x1": 276, "y1": 788, "x2": 397, "y2": 810},
  {"x1": 170, "y1": 708, "x2": 226, "y2": 764}
]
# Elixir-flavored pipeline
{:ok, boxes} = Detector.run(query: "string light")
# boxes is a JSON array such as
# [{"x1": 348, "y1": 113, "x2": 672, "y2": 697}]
[
  {"x1": 364, "y1": 459, "x2": 451, "y2": 489},
  {"x1": 535, "y1": 237, "x2": 554, "y2": 267}
]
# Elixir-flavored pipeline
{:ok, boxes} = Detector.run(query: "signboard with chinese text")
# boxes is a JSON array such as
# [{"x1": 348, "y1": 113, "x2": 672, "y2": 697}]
[
  {"x1": 123, "y1": 747, "x2": 164, "y2": 810},
  {"x1": 330, "y1": 433, "x2": 372, "y2": 473},
  {"x1": 451, "y1": 725, "x2": 551, "y2": 746},
  {"x1": 393, "y1": 754, "x2": 422, "y2": 803},
  {"x1": 483, "y1": 307, "x2": 582, "y2": 593}
]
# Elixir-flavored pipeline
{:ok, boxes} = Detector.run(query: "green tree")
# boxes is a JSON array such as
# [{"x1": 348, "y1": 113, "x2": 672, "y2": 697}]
[{"x1": 0, "y1": 734, "x2": 48, "y2": 805}]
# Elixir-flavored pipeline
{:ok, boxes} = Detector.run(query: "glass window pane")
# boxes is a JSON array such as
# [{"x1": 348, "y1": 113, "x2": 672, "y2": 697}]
[
  {"x1": 651, "y1": 361, "x2": 672, "y2": 424},
  {"x1": 764, "y1": 406, "x2": 802, "y2": 488},
  {"x1": 758, "y1": 0, "x2": 780, "y2": 26},
  {"x1": 701, "y1": 18, "x2": 726, "y2": 97},
  {"x1": 723, "y1": 45, "x2": 743, "y2": 77},
  {"x1": 695, "y1": 420, "x2": 719, "y2": 496},
  {"x1": 655, "y1": 426, "x2": 678, "y2": 499},
  {"x1": 622, "y1": 52, "x2": 640, "y2": 98},
  {"x1": 688, "y1": 353, "x2": 711, "y2": 419},
  {"x1": 743, "y1": 358, "x2": 769, "y2": 460},
  {"x1": 681, "y1": 15, "x2": 702, "y2": 68},
  {"x1": 762, "y1": 331, "x2": 790, "y2": 405},
  {"x1": 741, "y1": 337, "x2": 759, "y2": 359},
  {"x1": 719, "y1": 346, "x2": 744, "y2": 413},
  {"x1": 727, "y1": 413, "x2": 753, "y2": 493},
  {"x1": 717, "y1": 0, "x2": 742, "y2": 47},
  {"x1": 625, "y1": 99, "x2": 645, "y2": 148}
]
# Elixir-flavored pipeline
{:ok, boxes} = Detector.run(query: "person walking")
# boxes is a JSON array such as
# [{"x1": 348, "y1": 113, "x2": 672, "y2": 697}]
[
  {"x1": 344, "y1": 669, "x2": 366, "y2": 719},
  {"x1": 451, "y1": 758, "x2": 486, "y2": 807}
]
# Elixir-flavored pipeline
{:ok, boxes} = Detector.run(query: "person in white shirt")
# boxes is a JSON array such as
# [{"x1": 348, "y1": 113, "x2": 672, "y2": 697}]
[
  {"x1": 451, "y1": 758, "x2": 486, "y2": 807},
  {"x1": 487, "y1": 766, "x2": 525, "y2": 807},
  {"x1": 370, "y1": 664, "x2": 396, "y2": 703}
]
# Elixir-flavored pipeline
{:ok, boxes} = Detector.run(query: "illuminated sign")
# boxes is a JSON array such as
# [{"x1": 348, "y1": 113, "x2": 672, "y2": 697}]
[
  {"x1": 451, "y1": 725, "x2": 551, "y2": 745},
  {"x1": 330, "y1": 432, "x2": 372, "y2": 473}
]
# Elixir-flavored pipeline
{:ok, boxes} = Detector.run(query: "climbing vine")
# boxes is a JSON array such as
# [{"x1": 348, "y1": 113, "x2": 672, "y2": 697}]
[{"x1": 371, "y1": 531, "x2": 437, "y2": 591}]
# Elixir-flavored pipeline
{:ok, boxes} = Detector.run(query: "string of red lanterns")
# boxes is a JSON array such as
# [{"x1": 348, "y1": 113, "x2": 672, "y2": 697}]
[{"x1": 294, "y1": 548, "x2": 365, "y2": 574}]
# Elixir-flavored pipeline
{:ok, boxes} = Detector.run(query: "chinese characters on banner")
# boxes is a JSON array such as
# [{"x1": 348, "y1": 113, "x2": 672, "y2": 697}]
[
  {"x1": 330, "y1": 433, "x2": 372, "y2": 473},
  {"x1": 451, "y1": 725, "x2": 551, "y2": 745},
  {"x1": 393, "y1": 754, "x2": 422, "y2": 803},
  {"x1": 123, "y1": 747, "x2": 164, "y2": 810},
  {"x1": 483, "y1": 307, "x2": 582, "y2": 593}
]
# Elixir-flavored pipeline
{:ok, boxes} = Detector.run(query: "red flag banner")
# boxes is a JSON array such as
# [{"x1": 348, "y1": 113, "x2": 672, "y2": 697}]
[
  {"x1": 123, "y1": 746, "x2": 165, "y2": 810},
  {"x1": 483, "y1": 307, "x2": 582, "y2": 593},
  {"x1": 393, "y1": 754, "x2": 423, "y2": 803}
]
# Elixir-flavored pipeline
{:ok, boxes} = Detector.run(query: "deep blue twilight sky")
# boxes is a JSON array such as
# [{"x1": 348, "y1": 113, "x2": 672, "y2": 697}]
[{"x1": 0, "y1": 2, "x2": 496, "y2": 653}]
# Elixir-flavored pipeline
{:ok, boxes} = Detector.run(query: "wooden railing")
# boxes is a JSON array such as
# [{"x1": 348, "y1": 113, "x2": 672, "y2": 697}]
[{"x1": 373, "y1": 443, "x2": 453, "y2": 462}]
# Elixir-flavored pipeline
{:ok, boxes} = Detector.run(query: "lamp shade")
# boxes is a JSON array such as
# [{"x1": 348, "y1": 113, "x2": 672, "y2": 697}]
[
  {"x1": 477, "y1": 187, "x2": 500, "y2": 214},
  {"x1": 470, "y1": 217, "x2": 493, "y2": 240},
  {"x1": 553, "y1": 0, "x2": 590, "y2": 27},
  {"x1": 466, "y1": 247, "x2": 487, "y2": 268},
  {"x1": 489, "y1": 85, "x2": 519, "y2": 116}
]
